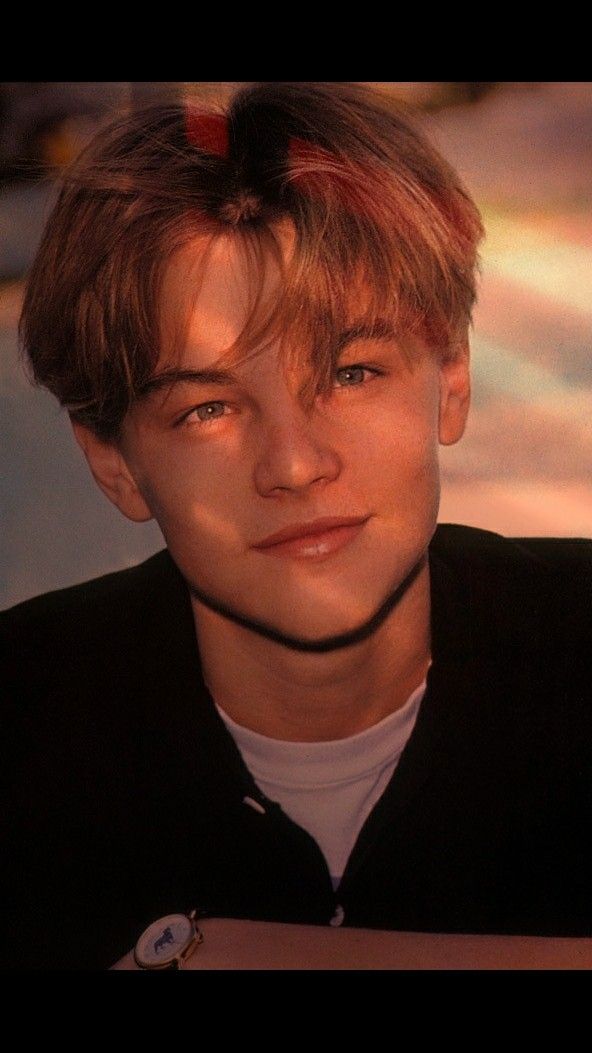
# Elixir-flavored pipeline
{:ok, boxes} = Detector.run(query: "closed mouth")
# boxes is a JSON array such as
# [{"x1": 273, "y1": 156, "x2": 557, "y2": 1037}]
[{"x1": 253, "y1": 516, "x2": 370, "y2": 549}]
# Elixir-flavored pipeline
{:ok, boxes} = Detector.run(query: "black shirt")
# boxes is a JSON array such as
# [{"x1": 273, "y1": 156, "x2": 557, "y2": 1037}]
[{"x1": 2, "y1": 524, "x2": 591, "y2": 969}]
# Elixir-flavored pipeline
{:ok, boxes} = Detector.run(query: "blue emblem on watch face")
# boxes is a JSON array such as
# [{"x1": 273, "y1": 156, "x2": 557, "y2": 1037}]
[
  {"x1": 135, "y1": 913, "x2": 198, "y2": 969},
  {"x1": 154, "y1": 926, "x2": 174, "y2": 954}
]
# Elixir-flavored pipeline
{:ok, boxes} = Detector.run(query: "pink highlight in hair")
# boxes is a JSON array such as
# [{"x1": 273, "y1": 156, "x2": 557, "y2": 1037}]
[
  {"x1": 288, "y1": 137, "x2": 339, "y2": 184},
  {"x1": 287, "y1": 136, "x2": 371, "y2": 214},
  {"x1": 185, "y1": 110, "x2": 229, "y2": 159}
]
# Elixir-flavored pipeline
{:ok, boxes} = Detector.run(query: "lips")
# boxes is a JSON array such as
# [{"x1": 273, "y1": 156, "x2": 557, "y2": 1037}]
[{"x1": 252, "y1": 516, "x2": 370, "y2": 549}]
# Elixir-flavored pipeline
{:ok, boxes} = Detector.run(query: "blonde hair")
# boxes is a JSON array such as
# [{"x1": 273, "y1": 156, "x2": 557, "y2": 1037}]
[{"x1": 20, "y1": 82, "x2": 484, "y2": 441}]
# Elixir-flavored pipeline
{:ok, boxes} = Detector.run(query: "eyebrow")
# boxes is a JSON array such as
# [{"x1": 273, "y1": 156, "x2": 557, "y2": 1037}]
[
  {"x1": 337, "y1": 319, "x2": 396, "y2": 350},
  {"x1": 137, "y1": 366, "x2": 241, "y2": 400},
  {"x1": 138, "y1": 319, "x2": 397, "y2": 400}
]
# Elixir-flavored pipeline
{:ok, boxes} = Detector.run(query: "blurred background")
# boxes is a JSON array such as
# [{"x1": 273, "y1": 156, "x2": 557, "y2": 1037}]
[{"x1": 1, "y1": 81, "x2": 592, "y2": 609}]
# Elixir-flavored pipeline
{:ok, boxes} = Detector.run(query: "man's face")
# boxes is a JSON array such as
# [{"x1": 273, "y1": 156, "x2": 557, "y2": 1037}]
[{"x1": 114, "y1": 230, "x2": 470, "y2": 648}]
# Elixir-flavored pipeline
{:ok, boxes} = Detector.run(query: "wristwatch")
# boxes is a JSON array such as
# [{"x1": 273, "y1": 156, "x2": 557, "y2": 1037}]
[{"x1": 133, "y1": 909, "x2": 204, "y2": 970}]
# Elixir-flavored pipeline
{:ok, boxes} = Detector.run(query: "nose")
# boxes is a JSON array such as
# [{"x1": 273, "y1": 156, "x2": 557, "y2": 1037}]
[{"x1": 253, "y1": 399, "x2": 342, "y2": 497}]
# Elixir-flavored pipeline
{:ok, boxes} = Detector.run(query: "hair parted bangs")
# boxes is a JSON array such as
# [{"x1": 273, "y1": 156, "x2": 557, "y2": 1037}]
[{"x1": 20, "y1": 82, "x2": 484, "y2": 442}]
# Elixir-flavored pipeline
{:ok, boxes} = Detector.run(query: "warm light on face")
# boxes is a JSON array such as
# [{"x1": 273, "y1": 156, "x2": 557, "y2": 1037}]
[{"x1": 117, "y1": 228, "x2": 470, "y2": 650}]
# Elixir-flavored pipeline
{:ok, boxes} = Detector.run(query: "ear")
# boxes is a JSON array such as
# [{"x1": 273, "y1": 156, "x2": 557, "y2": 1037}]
[
  {"x1": 438, "y1": 337, "x2": 471, "y2": 446},
  {"x1": 70, "y1": 419, "x2": 153, "y2": 523}
]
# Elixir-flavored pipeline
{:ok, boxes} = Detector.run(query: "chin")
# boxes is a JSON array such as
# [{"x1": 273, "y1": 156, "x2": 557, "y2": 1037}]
[{"x1": 189, "y1": 556, "x2": 424, "y2": 655}]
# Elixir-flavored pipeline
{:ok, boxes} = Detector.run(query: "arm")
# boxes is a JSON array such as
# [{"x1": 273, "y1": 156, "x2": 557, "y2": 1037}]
[{"x1": 111, "y1": 916, "x2": 592, "y2": 971}]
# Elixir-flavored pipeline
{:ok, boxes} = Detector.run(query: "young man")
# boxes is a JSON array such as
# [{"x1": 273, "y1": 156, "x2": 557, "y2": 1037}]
[{"x1": 2, "y1": 83, "x2": 591, "y2": 970}]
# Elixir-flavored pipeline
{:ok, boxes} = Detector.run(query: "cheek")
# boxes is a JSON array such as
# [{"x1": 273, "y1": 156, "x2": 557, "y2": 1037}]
[
  {"x1": 350, "y1": 400, "x2": 441, "y2": 532},
  {"x1": 129, "y1": 447, "x2": 198, "y2": 524},
  {"x1": 134, "y1": 447, "x2": 245, "y2": 545},
  {"x1": 351, "y1": 397, "x2": 439, "y2": 476}
]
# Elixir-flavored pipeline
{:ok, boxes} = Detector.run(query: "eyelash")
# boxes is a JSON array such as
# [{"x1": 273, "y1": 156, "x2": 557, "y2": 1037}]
[
  {"x1": 334, "y1": 365, "x2": 381, "y2": 388},
  {"x1": 175, "y1": 364, "x2": 383, "y2": 428}
]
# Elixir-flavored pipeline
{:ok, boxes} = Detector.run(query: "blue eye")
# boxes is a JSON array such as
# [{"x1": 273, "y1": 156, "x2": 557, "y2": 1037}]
[
  {"x1": 334, "y1": 365, "x2": 378, "y2": 387},
  {"x1": 179, "y1": 402, "x2": 228, "y2": 427},
  {"x1": 196, "y1": 402, "x2": 226, "y2": 421}
]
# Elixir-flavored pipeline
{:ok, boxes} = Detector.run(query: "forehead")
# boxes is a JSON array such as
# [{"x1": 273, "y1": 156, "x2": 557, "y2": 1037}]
[
  {"x1": 159, "y1": 225, "x2": 291, "y2": 364},
  {"x1": 158, "y1": 222, "x2": 382, "y2": 373}
]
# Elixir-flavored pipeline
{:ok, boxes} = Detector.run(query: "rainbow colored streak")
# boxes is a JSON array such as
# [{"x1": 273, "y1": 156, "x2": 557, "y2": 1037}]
[{"x1": 439, "y1": 208, "x2": 592, "y2": 536}]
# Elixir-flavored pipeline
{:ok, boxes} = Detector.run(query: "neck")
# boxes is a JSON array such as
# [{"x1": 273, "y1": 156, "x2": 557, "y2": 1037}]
[{"x1": 191, "y1": 558, "x2": 432, "y2": 742}]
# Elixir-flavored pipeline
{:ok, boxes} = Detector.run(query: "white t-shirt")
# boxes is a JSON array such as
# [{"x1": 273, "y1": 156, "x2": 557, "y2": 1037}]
[{"x1": 216, "y1": 680, "x2": 426, "y2": 889}]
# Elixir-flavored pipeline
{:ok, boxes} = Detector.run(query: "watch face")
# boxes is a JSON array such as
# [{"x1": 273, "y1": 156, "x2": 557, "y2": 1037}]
[{"x1": 134, "y1": 914, "x2": 194, "y2": 969}]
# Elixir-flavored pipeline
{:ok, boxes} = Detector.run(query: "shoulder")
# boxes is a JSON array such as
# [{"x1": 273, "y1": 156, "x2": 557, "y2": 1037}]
[
  {"x1": 431, "y1": 523, "x2": 592, "y2": 598},
  {"x1": 432, "y1": 522, "x2": 592, "y2": 572},
  {"x1": 430, "y1": 523, "x2": 592, "y2": 649},
  {"x1": 2, "y1": 547, "x2": 175, "y2": 623},
  {"x1": 1, "y1": 548, "x2": 188, "y2": 697},
  {"x1": 2, "y1": 547, "x2": 176, "y2": 631},
  {"x1": 1, "y1": 546, "x2": 203, "y2": 829}
]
